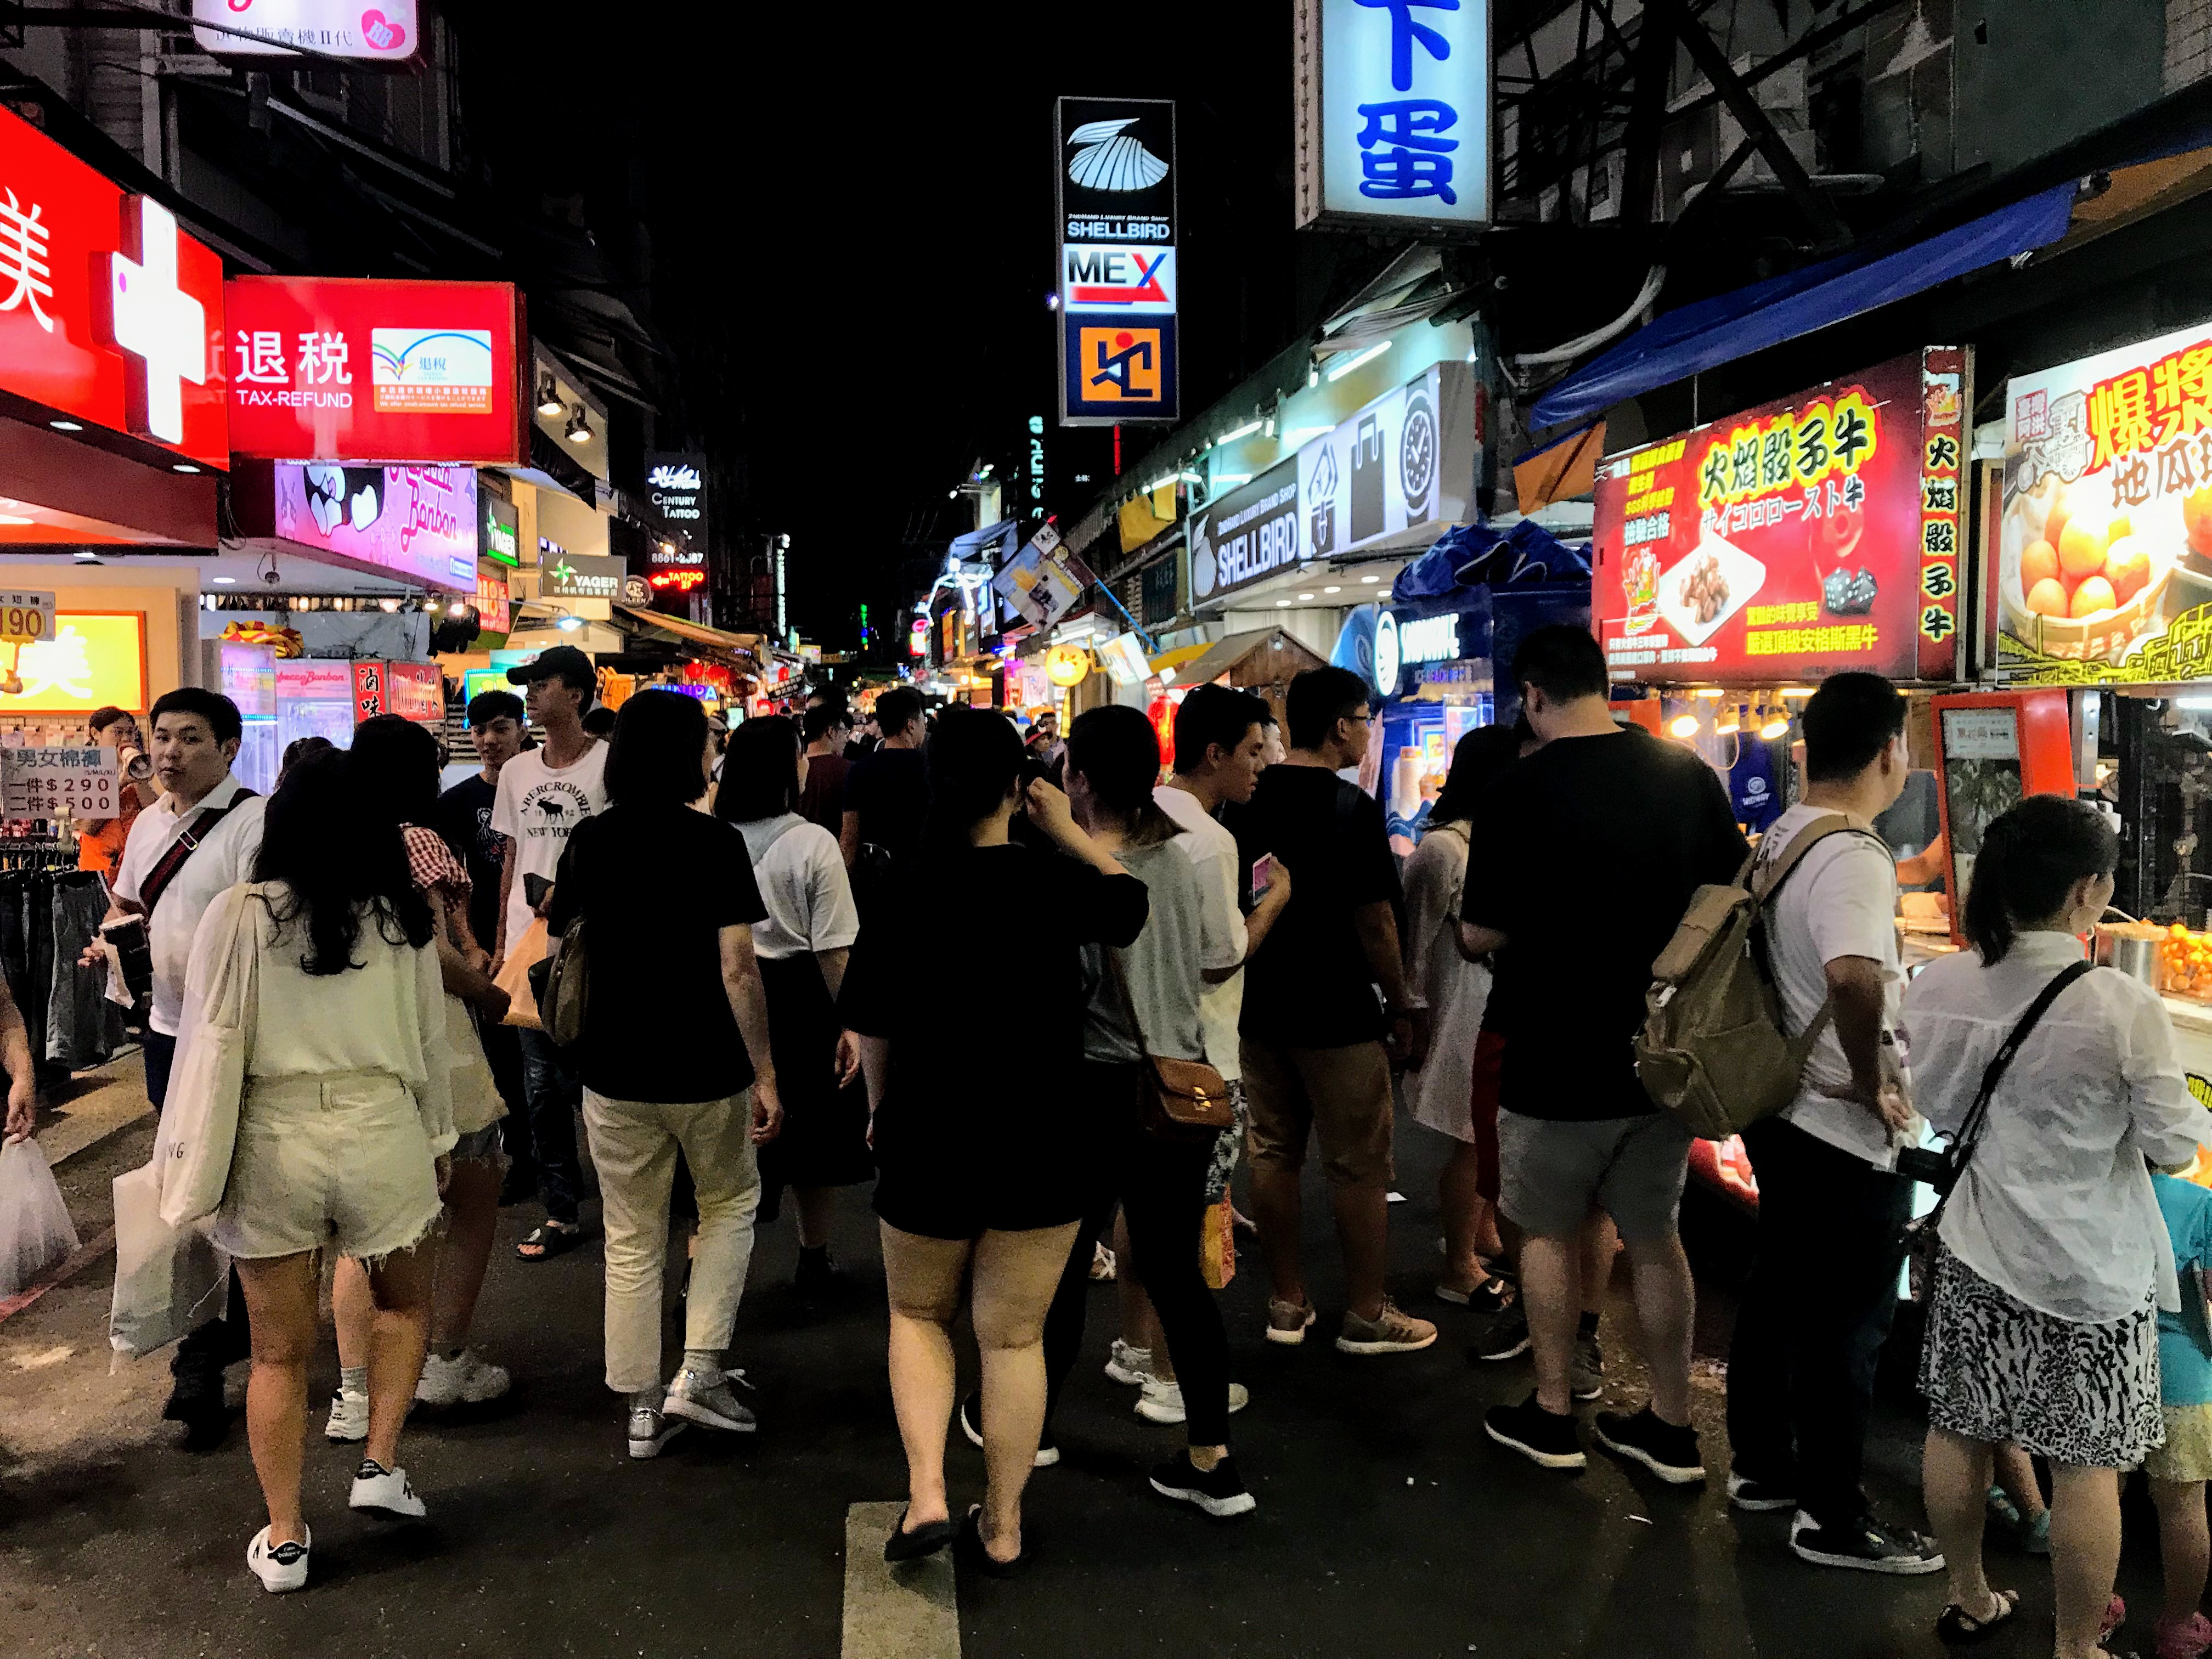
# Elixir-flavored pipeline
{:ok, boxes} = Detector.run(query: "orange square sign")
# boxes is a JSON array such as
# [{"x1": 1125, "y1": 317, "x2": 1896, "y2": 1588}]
[{"x1": 1077, "y1": 326, "x2": 1165, "y2": 404}]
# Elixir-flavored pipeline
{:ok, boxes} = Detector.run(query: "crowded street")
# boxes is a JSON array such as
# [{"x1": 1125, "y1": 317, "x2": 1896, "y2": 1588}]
[{"x1": 14, "y1": 3, "x2": 2212, "y2": 1658}]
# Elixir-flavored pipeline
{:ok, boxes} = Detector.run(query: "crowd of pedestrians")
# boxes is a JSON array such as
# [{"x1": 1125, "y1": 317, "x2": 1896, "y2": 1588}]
[{"x1": 71, "y1": 627, "x2": 2212, "y2": 1657}]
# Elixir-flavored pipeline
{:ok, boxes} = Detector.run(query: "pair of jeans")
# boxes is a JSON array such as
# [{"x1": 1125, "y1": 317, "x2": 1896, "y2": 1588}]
[
  {"x1": 1041, "y1": 1063, "x2": 1232, "y2": 1447},
  {"x1": 581, "y1": 1087, "x2": 761, "y2": 1395},
  {"x1": 515, "y1": 1025, "x2": 584, "y2": 1224},
  {"x1": 1724, "y1": 1114, "x2": 1915, "y2": 1530}
]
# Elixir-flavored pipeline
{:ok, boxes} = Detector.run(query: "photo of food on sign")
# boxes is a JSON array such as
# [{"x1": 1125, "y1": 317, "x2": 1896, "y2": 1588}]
[
  {"x1": 2000, "y1": 321, "x2": 2212, "y2": 683},
  {"x1": 1592, "y1": 351, "x2": 1961, "y2": 686}
]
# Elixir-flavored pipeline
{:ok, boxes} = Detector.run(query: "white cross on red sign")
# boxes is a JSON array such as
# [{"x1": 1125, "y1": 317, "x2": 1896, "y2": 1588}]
[{"x1": 101, "y1": 197, "x2": 208, "y2": 447}]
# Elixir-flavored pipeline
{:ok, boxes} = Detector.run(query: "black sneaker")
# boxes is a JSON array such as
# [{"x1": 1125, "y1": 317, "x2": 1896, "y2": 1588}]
[
  {"x1": 1727, "y1": 1470, "x2": 1798, "y2": 1513},
  {"x1": 1790, "y1": 1512, "x2": 1945, "y2": 1575},
  {"x1": 1593, "y1": 1408, "x2": 1706, "y2": 1484},
  {"x1": 794, "y1": 1249, "x2": 839, "y2": 1299},
  {"x1": 957, "y1": 1391, "x2": 1059, "y2": 1468},
  {"x1": 1484, "y1": 1392, "x2": 1586, "y2": 1471},
  {"x1": 1148, "y1": 1451, "x2": 1257, "y2": 1518},
  {"x1": 1469, "y1": 1302, "x2": 1531, "y2": 1363}
]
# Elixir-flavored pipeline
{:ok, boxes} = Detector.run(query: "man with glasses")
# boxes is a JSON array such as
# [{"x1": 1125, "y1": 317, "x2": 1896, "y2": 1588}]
[{"x1": 1237, "y1": 667, "x2": 1436, "y2": 1356}]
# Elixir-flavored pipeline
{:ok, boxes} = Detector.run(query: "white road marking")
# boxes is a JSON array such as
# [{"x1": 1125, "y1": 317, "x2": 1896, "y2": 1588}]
[{"x1": 843, "y1": 1500, "x2": 960, "y2": 1659}]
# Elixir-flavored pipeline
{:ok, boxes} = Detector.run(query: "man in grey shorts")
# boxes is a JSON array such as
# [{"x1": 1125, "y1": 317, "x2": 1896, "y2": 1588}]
[{"x1": 1458, "y1": 628, "x2": 1747, "y2": 1482}]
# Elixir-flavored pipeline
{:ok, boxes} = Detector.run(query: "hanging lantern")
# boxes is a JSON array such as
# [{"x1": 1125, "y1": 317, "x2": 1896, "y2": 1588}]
[{"x1": 1044, "y1": 642, "x2": 1091, "y2": 687}]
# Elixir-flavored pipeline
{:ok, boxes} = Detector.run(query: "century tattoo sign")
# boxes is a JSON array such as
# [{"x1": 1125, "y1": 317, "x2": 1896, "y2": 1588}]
[{"x1": 1296, "y1": 0, "x2": 1492, "y2": 232}]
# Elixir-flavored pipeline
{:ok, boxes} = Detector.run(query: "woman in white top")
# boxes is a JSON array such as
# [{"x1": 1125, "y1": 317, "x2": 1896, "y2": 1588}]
[
  {"x1": 1400, "y1": 725, "x2": 1521, "y2": 1310},
  {"x1": 1904, "y1": 795, "x2": 2209, "y2": 1656},
  {"x1": 194, "y1": 748, "x2": 453, "y2": 1593},
  {"x1": 714, "y1": 715, "x2": 866, "y2": 1291}
]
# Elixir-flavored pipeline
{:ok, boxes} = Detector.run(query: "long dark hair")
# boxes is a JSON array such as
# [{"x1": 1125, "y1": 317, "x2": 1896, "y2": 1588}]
[
  {"x1": 251, "y1": 747, "x2": 434, "y2": 975},
  {"x1": 922, "y1": 706, "x2": 1022, "y2": 850},
  {"x1": 348, "y1": 714, "x2": 441, "y2": 828},
  {"x1": 715, "y1": 715, "x2": 802, "y2": 825},
  {"x1": 1429, "y1": 724, "x2": 1523, "y2": 830},
  {"x1": 1961, "y1": 794, "x2": 2116, "y2": 965},
  {"x1": 1065, "y1": 704, "x2": 1176, "y2": 849}
]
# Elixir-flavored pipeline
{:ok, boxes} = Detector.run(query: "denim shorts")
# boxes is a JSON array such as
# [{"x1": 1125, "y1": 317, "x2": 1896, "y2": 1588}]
[{"x1": 211, "y1": 1070, "x2": 442, "y2": 1264}]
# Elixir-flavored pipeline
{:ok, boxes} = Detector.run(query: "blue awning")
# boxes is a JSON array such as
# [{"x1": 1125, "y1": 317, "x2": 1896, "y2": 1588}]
[
  {"x1": 1528, "y1": 180, "x2": 2080, "y2": 431},
  {"x1": 950, "y1": 519, "x2": 1020, "y2": 562}
]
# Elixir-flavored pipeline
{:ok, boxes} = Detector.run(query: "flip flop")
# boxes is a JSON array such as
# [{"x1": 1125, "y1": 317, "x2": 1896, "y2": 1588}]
[
  {"x1": 516, "y1": 1222, "x2": 582, "y2": 1262},
  {"x1": 1936, "y1": 1589, "x2": 2019, "y2": 1645},
  {"x1": 883, "y1": 1507, "x2": 957, "y2": 1565},
  {"x1": 957, "y1": 1505, "x2": 1029, "y2": 1578}
]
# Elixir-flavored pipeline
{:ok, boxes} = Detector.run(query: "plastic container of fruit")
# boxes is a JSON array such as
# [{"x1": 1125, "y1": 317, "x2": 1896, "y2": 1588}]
[{"x1": 2000, "y1": 477, "x2": 2174, "y2": 663}]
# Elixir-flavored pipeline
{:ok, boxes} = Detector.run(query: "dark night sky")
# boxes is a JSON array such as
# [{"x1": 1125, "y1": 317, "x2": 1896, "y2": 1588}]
[{"x1": 470, "y1": 1, "x2": 1365, "y2": 648}]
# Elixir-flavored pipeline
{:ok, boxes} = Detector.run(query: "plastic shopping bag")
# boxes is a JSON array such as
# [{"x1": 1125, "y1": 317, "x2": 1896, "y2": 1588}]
[
  {"x1": 0, "y1": 1137, "x2": 80, "y2": 1298},
  {"x1": 495, "y1": 918, "x2": 549, "y2": 1030},
  {"x1": 109, "y1": 1160, "x2": 226, "y2": 1359}
]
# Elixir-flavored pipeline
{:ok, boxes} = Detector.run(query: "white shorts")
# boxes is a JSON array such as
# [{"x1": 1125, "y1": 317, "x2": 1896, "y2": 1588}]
[{"x1": 211, "y1": 1070, "x2": 442, "y2": 1263}]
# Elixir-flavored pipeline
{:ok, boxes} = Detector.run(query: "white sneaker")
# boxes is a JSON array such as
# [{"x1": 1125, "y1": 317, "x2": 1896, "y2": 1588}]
[
  {"x1": 246, "y1": 1523, "x2": 310, "y2": 1593},
  {"x1": 1135, "y1": 1378, "x2": 1251, "y2": 1425},
  {"x1": 1104, "y1": 1339, "x2": 1154, "y2": 1386},
  {"x1": 323, "y1": 1387, "x2": 367, "y2": 1443},
  {"x1": 415, "y1": 1350, "x2": 511, "y2": 1407},
  {"x1": 662, "y1": 1367, "x2": 757, "y2": 1433},
  {"x1": 348, "y1": 1459, "x2": 427, "y2": 1520}
]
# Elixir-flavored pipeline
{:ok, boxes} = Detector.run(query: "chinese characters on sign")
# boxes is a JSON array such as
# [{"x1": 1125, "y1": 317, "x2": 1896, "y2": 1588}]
[
  {"x1": 0, "y1": 105, "x2": 229, "y2": 469},
  {"x1": 0, "y1": 613, "x2": 146, "y2": 715},
  {"x1": 192, "y1": 0, "x2": 421, "y2": 64},
  {"x1": 1999, "y1": 321, "x2": 2212, "y2": 685},
  {"x1": 1, "y1": 748, "x2": 117, "y2": 821},
  {"x1": 1056, "y1": 97, "x2": 1180, "y2": 426},
  {"x1": 224, "y1": 276, "x2": 526, "y2": 464},
  {"x1": 539, "y1": 552, "x2": 627, "y2": 602},
  {"x1": 1592, "y1": 352, "x2": 1964, "y2": 686},
  {"x1": 1297, "y1": 0, "x2": 1491, "y2": 230}
]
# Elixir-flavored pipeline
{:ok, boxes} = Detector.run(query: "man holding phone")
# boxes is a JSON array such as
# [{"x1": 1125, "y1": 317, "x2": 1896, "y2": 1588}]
[{"x1": 490, "y1": 647, "x2": 608, "y2": 1261}]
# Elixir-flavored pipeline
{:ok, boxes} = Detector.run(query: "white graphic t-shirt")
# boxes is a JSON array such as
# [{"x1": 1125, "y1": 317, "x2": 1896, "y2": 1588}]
[{"x1": 489, "y1": 741, "x2": 609, "y2": 953}]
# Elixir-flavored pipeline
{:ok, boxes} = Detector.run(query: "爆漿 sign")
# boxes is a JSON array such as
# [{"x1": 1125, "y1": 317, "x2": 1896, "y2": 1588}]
[
  {"x1": 193, "y1": 0, "x2": 420, "y2": 65},
  {"x1": 0, "y1": 105, "x2": 228, "y2": 467},
  {"x1": 224, "y1": 276, "x2": 526, "y2": 464},
  {"x1": 1057, "y1": 97, "x2": 1179, "y2": 426},
  {"x1": 1296, "y1": 0, "x2": 1492, "y2": 231},
  {"x1": 1591, "y1": 349, "x2": 1968, "y2": 686}
]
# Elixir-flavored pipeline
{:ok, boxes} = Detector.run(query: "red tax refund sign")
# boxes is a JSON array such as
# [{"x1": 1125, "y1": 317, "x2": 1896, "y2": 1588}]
[
  {"x1": 1592, "y1": 348, "x2": 1970, "y2": 686},
  {"x1": 0, "y1": 105, "x2": 228, "y2": 469},
  {"x1": 224, "y1": 277, "x2": 527, "y2": 464}
]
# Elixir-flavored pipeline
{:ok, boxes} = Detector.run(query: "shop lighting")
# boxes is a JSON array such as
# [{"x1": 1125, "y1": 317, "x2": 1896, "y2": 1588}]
[
  {"x1": 212, "y1": 575, "x2": 235, "y2": 585},
  {"x1": 557, "y1": 614, "x2": 582, "y2": 632},
  {"x1": 1760, "y1": 710, "x2": 1792, "y2": 739},
  {"x1": 1214, "y1": 474, "x2": 1251, "y2": 487},
  {"x1": 1692, "y1": 687, "x2": 1725, "y2": 698},
  {"x1": 1360, "y1": 574, "x2": 1380, "y2": 584},
  {"x1": 1276, "y1": 599, "x2": 1292, "y2": 608},
  {"x1": 564, "y1": 407, "x2": 594, "y2": 444},
  {"x1": 1046, "y1": 293, "x2": 1060, "y2": 311},
  {"x1": 1668, "y1": 713, "x2": 1701, "y2": 739},
  {"x1": 1324, "y1": 585, "x2": 1341, "y2": 594},
  {"x1": 1307, "y1": 369, "x2": 1319, "y2": 388},
  {"x1": 1780, "y1": 686, "x2": 1815, "y2": 699},
  {"x1": 1221, "y1": 419, "x2": 1264, "y2": 443},
  {"x1": 172, "y1": 463, "x2": 201, "y2": 473},
  {"x1": 1263, "y1": 416, "x2": 1277, "y2": 438},
  {"x1": 448, "y1": 600, "x2": 470, "y2": 617},
  {"x1": 48, "y1": 420, "x2": 83, "y2": 432},
  {"x1": 1297, "y1": 591, "x2": 1316, "y2": 601},
  {"x1": 535, "y1": 375, "x2": 565, "y2": 417},
  {"x1": 380, "y1": 598, "x2": 401, "y2": 613},
  {"x1": 1714, "y1": 708, "x2": 1742, "y2": 736},
  {"x1": 1143, "y1": 474, "x2": 1176, "y2": 493},
  {"x1": 1178, "y1": 471, "x2": 1202, "y2": 485},
  {"x1": 1326, "y1": 341, "x2": 1393, "y2": 382}
]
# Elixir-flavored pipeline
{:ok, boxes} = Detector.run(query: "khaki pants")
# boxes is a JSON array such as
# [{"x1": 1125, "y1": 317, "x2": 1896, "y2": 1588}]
[{"x1": 583, "y1": 1087, "x2": 761, "y2": 1395}]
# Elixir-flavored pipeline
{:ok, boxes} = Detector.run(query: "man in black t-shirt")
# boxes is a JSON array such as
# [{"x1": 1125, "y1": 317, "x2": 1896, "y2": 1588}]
[
  {"x1": 1238, "y1": 667, "x2": 1437, "y2": 1358},
  {"x1": 840, "y1": 685, "x2": 928, "y2": 910},
  {"x1": 437, "y1": 689, "x2": 532, "y2": 1195},
  {"x1": 1459, "y1": 627, "x2": 1747, "y2": 1483}
]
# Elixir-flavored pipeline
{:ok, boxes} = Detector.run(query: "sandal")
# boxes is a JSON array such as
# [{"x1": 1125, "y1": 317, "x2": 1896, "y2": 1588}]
[
  {"x1": 957, "y1": 1505, "x2": 1029, "y2": 1578},
  {"x1": 516, "y1": 1222, "x2": 582, "y2": 1262},
  {"x1": 1936, "y1": 1589, "x2": 2019, "y2": 1645}
]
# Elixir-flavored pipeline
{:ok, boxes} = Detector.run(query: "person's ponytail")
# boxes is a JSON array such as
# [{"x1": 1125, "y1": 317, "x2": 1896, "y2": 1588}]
[{"x1": 1959, "y1": 794, "x2": 2117, "y2": 965}]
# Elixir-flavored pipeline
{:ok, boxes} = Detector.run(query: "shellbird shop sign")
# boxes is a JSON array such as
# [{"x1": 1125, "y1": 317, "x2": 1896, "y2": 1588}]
[
  {"x1": 1998, "y1": 320, "x2": 2212, "y2": 684},
  {"x1": 1592, "y1": 348, "x2": 1969, "y2": 686}
]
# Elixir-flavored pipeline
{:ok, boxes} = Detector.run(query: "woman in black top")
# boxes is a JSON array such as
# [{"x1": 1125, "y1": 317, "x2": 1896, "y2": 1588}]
[
  {"x1": 548, "y1": 691, "x2": 784, "y2": 1461},
  {"x1": 841, "y1": 707, "x2": 1146, "y2": 1572}
]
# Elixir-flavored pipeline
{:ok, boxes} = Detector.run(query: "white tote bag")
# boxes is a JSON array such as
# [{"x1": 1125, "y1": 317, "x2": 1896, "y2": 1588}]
[
  {"x1": 155, "y1": 885, "x2": 262, "y2": 1230},
  {"x1": 110, "y1": 1160, "x2": 226, "y2": 1358}
]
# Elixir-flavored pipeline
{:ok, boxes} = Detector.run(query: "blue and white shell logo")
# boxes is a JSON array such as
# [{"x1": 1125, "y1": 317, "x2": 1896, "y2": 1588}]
[
  {"x1": 1066, "y1": 119, "x2": 1170, "y2": 192},
  {"x1": 1373, "y1": 609, "x2": 1401, "y2": 700}
]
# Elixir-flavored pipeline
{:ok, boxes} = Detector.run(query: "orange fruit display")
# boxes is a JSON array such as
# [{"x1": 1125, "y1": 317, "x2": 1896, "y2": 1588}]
[
  {"x1": 2188, "y1": 488, "x2": 2212, "y2": 556},
  {"x1": 2021, "y1": 539, "x2": 2059, "y2": 589},
  {"x1": 2058, "y1": 518, "x2": 2110, "y2": 579},
  {"x1": 2070, "y1": 575, "x2": 2118, "y2": 617},
  {"x1": 2106, "y1": 535, "x2": 2152, "y2": 603},
  {"x1": 2044, "y1": 485, "x2": 2078, "y2": 555},
  {"x1": 2026, "y1": 577, "x2": 2070, "y2": 617}
]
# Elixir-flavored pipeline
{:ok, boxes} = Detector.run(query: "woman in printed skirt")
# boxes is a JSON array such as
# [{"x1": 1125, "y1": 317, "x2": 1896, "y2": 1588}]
[
  {"x1": 714, "y1": 715, "x2": 868, "y2": 1293},
  {"x1": 1904, "y1": 795, "x2": 2211, "y2": 1657}
]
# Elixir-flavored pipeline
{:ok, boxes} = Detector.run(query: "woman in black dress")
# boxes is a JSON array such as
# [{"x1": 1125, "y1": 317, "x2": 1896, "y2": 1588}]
[
  {"x1": 715, "y1": 716, "x2": 869, "y2": 1293},
  {"x1": 840, "y1": 707, "x2": 1146, "y2": 1573}
]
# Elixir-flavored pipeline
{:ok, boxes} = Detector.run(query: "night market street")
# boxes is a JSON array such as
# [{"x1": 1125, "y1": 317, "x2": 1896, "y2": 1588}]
[{"x1": 0, "y1": 1071, "x2": 2117, "y2": 1659}]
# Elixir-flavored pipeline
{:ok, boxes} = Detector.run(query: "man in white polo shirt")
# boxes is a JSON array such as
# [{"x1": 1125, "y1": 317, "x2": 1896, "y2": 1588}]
[{"x1": 96, "y1": 687, "x2": 268, "y2": 1448}]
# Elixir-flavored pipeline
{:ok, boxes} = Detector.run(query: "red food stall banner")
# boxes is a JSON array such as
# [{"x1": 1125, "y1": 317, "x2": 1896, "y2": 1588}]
[
  {"x1": 352, "y1": 660, "x2": 385, "y2": 722},
  {"x1": 1592, "y1": 348, "x2": 1970, "y2": 686},
  {"x1": 0, "y1": 104, "x2": 229, "y2": 469},
  {"x1": 224, "y1": 276, "x2": 527, "y2": 464},
  {"x1": 384, "y1": 661, "x2": 442, "y2": 722}
]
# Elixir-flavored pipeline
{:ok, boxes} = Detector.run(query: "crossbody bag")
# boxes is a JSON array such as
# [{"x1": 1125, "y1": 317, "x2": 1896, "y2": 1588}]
[{"x1": 1103, "y1": 947, "x2": 1232, "y2": 1142}]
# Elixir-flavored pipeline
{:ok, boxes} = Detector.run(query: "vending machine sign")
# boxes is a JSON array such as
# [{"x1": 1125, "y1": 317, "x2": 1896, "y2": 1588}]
[
  {"x1": 1593, "y1": 349, "x2": 1969, "y2": 685},
  {"x1": 1997, "y1": 321, "x2": 2212, "y2": 683}
]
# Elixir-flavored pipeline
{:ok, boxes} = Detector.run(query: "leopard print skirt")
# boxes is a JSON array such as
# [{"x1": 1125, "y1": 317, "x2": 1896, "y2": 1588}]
[{"x1": 1919, "y1": 1243, "x2": 2163, "y2": 1468}]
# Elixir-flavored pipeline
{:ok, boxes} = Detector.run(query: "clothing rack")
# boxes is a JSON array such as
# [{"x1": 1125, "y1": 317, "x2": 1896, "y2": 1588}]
[{"x1": 0, "y1": 837, "x2": 77, "y2": 872}]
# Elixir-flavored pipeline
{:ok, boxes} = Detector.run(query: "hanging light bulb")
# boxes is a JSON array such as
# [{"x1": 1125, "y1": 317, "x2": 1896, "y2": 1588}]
[
  {"x1": 535, "y1": 374, "x2": 565, "y2": 417},
  {"x1": 1713, "y1": 704, "x2": 1742, "y2": 736},
  {"x1": 1668, "y1": 713, "x2": 1701, "y2": 739},
  {"x1": 565, "y1": 407, "x2": 593, "y2": 444},
  {"x1": 1760, "y1": 705, "x2": 1792, "y2": 740}
]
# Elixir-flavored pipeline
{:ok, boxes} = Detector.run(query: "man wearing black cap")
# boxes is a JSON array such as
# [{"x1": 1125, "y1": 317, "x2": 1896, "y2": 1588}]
[{"x1": 490, "y1": 645, "x2": 607, "y2": 1261}]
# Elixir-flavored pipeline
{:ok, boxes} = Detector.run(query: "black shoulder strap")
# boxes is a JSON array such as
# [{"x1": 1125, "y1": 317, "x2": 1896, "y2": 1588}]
[
  {"x1": 138, "y1": 790, "x2": 257, "y2": 919},
  {"x1": 1938, "y1": 958, "x2": 2095, "y2": 1211}
]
